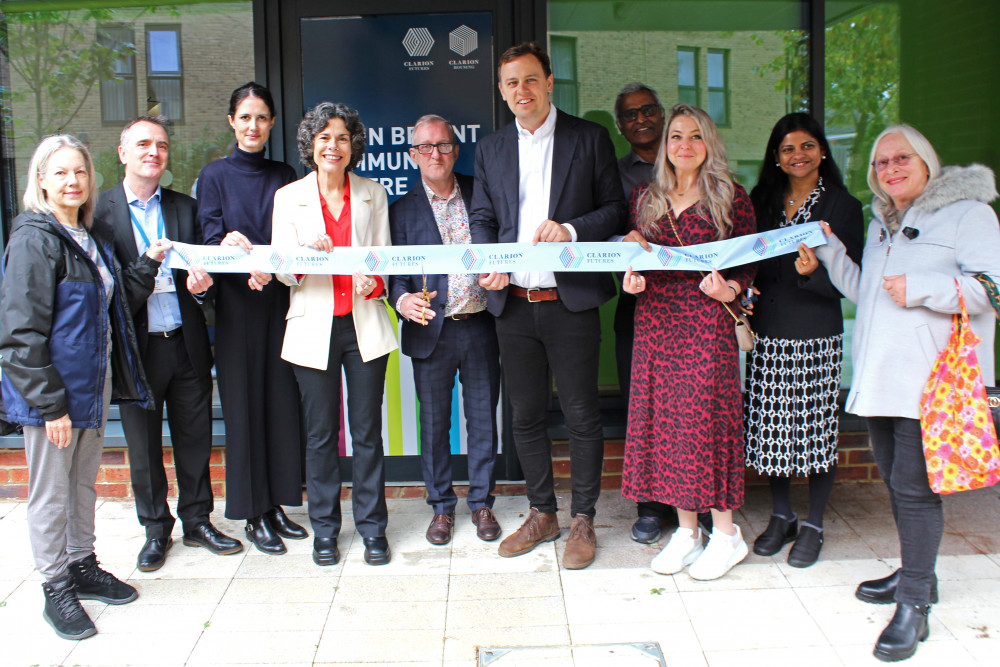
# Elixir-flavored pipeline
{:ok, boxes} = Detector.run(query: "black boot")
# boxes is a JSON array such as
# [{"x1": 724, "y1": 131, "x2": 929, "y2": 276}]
[
  {"x1": 246, "y1": 515, "x2": 287, "y2": 555},
  {"x1": 753, "y1": 514, "x2": 798, "y2": 556},
  {"x1": 856, "y1": 569, "x2": 939, "y2": 605},
  {"x1": 42, "y1": 574, "x2": 96, "y2": 640},
  {"x1": 873, "y1": 603, "x2": 930, "y2": 662},
  {"x1": 69, "y1": 553, "x2": 138, "y2": 604},
  {"x1": 264, "y1": 506, "x2": 309, "y2": 540}
]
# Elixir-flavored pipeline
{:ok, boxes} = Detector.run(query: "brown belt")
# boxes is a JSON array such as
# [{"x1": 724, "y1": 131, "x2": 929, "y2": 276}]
[{"x1": 509, "y1": 286, "x2": 559, "y2": 302}]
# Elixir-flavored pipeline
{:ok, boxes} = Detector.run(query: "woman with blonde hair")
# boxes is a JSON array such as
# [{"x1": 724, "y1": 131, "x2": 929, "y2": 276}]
[{"x1": 621, "y1": 104, "x2": 757, "y2": 580}]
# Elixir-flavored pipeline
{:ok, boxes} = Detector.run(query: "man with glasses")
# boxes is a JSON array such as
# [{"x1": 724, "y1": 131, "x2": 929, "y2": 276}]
[
  {"x1": 389, "y1": 114, "x2": 502, "y2": 546},
  {"x1": 611, "y1": 83, "x2": 676, "y2": 545}
]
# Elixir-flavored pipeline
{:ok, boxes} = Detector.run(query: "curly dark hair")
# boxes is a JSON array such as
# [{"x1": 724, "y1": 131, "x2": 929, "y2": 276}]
[
  {"x1": 750, "y1": 113, "x2": 844, "y2": 224},
  {"x1": 296, "y1": 102, "x2": 366, "y2": 172}
]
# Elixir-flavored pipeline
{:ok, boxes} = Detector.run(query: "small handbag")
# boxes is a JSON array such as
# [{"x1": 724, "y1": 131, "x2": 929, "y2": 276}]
[
  {"x1": 665, "y1": 207, "x2": 755, "y2": 352},
  {"x1": 919, "y1": 281, "x2": 1000, "y2": 494}
]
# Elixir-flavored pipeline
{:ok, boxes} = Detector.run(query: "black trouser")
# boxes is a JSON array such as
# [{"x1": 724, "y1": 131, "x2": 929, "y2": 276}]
[
  {"x1": 120, "y1": 331, "x2": 214, "y2": 539},
  {"x1": 868, "y1": 417, "x2": 942, "y2": 606},
  {"x1": 292, "y1": 314, "x2": 389, "y2": 540},
  {"x1": 495, "y1": 296, "x2": 605, "y2": 517}
]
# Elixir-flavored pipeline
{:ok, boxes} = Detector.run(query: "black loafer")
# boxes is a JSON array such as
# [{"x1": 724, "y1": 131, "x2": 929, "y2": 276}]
[
  {"x1": 630, "y1": 516, "x2": 663, "y2": 544},
  {"x1": 787, "y1": 525, "x2": 823, "y2": 568},
  {"x1": 753, "y1": 514, "x2": 798, "y2": 556},
  {"x1": 183, "y1": 522, "x2": 243, "y2": 555},
  {"x1": 137, "y1": 537, "x2": 173, "y2": 572},
  {"x1": 264, "y1": 506, "x2": 309, "y2": 540},
  {"x1": 245, "y1": 516, "x2": 286, "y2": 555},
  {"x1": 312, "y1": 537, "x2": 340, "y2": 566},
  {"x1": 856, "y1": 569, "x2": 939, "y2": 605},
  {"x1": 363, "y1": 536, "x2": 391, "y2": 566},
  {"x1": 874, "y1": 603, "x2": 930, "y2": 662}
]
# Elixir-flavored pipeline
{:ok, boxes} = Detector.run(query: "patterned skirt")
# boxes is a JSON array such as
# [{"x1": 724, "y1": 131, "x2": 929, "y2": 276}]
[{"x1": 744, "y1": 334, "x2": 842, "y2": 476}]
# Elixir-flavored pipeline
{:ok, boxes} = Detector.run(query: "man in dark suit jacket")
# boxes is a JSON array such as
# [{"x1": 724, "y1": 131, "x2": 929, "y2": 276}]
[
  {"x1": 96, "y1": 115, "x2": 241, "y2": 572},
  {"x1": 469, "y1": 43, "x2": 625, "y2": 569},
  {"x1": 389, "y1": 114, "x2": 501, "y2": 547}
]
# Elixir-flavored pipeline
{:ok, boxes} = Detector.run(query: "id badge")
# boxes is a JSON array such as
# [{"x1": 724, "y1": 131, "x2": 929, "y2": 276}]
[{"x1": 153, "y1": 274, "x2": 176, "y2": 294}]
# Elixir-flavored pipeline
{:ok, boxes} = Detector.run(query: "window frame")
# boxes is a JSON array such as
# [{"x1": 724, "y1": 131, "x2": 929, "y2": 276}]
[
  {"x1": 144, "y1": 23, "x2": 185, "y2": 123},
  {"x1": 706, "y1": 47, "x2": 730, "y2": 127},
  {"x1": 98, "y1": 23, "x2": 138, "y2": 126},
  {"x1": 676, "y1": 46, "x2": 700, "y2": 108}
]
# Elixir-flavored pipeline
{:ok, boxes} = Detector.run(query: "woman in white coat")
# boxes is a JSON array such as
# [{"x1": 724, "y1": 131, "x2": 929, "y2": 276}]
[
  {"x1": 272, "y1": 102, "x2": 398, "y2": 567},
  {"x1": 798, "y1": 124, "x2": 1000, "y2": 662}
]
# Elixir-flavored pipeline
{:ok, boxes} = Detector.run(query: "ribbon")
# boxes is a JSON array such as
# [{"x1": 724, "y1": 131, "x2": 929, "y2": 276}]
[{"x1": 164, "y1": 221, "x2": 826, "y2": 275}]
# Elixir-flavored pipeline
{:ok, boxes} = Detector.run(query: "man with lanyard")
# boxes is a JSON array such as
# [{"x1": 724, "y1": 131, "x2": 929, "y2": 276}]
[{"x1": 97, "y1": 115, "x2": 242, "y2": 572}]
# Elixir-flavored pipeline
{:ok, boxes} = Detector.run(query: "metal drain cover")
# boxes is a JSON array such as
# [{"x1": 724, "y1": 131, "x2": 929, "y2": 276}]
[{"x1": 479, "y1": 642, "x2": 665, "y2": 666}]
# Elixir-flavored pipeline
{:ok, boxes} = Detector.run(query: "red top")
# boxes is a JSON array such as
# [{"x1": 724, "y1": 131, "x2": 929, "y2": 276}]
[{"x1": 312, "y1": 176, "x2": 383, "y2": 315}]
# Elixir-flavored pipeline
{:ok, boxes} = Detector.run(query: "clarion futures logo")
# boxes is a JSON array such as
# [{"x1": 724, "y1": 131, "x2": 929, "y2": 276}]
[
  {"x1": 269, "y1": 250, "x2": 291, "y2": 273},
  {"x1": 449, "y1": 25, "x2": 478, "y2": 56},
  {"x1": 402, "y1": 28, "x2": 434, "y2": 57},
  {"x1": 753, "y1": 235, "x2": 774, "y2": 256},
  {"x1": 657, "y1": 246, "x2": 679, "y2": 267},
  {"x1": 559, "y1": 245, "x2": 584, "y2": 269},
  {"x1": 365, "y1": 251, "x2": 388, "y2": 273},
  {"x1": 462, "y1": 248, "x2": 485, "y2": 272}
]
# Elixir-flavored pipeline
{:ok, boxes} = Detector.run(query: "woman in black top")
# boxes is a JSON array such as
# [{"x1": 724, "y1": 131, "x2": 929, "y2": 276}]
[
  {"x1": 745, "y1": 113, "x2": 864, "y2": 567},
  {"x1": 196, "y1": 82, "x2": 306, "y2": 555}
]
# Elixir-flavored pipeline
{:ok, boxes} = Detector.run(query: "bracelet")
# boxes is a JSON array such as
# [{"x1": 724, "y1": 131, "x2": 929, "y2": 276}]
[{"x1": 728, "y1": 285, "x2": 739, "y2": 302}]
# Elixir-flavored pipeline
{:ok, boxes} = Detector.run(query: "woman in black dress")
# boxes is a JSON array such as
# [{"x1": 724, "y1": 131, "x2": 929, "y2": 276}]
[
  {"x1": 196, "y1": 82, "x2": 307, "y2": 554},
  {"x1": 745, "y1": 113, "x2": 864, "y2": 567}
]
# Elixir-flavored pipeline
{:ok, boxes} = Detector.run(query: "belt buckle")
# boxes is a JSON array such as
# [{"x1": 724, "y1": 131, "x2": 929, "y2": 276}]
[{"x1": 526, "y1": 288, "x2": 542, "y2": 303}]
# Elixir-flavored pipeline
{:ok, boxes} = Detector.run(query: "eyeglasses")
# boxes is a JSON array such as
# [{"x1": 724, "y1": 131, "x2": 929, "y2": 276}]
[
  {"x1": 413, "y1": 143, "x2": 456, "y2": 155},
  {"x1": 872, "y1": 153, "x2": 916, "y2": 172},
  {"x1": 621, "y1": 103, "x2": 662, "y2": 123}
]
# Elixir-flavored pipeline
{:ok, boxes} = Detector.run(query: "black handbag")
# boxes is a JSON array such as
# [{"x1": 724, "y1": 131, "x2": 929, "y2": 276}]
[{"x1": 988, "y1": 386, "x2": 1000, "y2": 439}]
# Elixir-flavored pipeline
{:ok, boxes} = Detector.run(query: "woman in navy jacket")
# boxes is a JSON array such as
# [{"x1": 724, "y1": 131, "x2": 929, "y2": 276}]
[{"x1": 0, "y1": 135, "x2": 160, "y2": 641}]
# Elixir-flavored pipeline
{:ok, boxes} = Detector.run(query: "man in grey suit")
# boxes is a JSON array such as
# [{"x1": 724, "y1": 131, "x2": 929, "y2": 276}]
[
  {"x1": 389, "y1": 114, "x2": 501, "y2": 546},
  {"x1": 469, "y1": 42, "x2": 625, "y2": 569},
  {"x1": 96, "y1": 115, "x2": 241, "y2": 572}
]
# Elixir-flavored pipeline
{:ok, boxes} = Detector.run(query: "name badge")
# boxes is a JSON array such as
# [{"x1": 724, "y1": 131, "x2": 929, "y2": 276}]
[{"x1": 153, "y1": 275, "x2": 176, "y2": 294}]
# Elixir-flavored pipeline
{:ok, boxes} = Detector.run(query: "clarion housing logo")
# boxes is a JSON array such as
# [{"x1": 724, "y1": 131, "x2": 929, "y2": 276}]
[
  {"x1": 365, "y1": 251, "x2": 389, "y2": 274},
  {"x1": 449, "y1": 25, "x2": 478, "y2": 56},
  {"x1": 462, "y1": 248, "x2": 485, "y2": 272},
  {"x1": 402, "y1": 28, "x2": 434, "y2": 57}
]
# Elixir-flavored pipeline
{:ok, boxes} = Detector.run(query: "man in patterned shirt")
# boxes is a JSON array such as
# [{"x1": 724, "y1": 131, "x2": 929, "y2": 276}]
[{"x1": 389, "y1": 114, "x2": 502, "y2": 546}]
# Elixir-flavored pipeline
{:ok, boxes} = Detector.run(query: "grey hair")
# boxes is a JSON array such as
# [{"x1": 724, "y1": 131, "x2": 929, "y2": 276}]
[
  {"x1": 23, "y1": 135, "x2": 97, "y2": 228},
  {"x1": 411, "y1": 114, "x2": 457, "y2": 144},
  {"x1": 297, "y1": 102, "x2": 366, "y2": 172},
  {"x1": 614, "y1": 82, "x2": 662, "y2": 131},
  {"x1": 867, "y1": 124, "x2": 942, "y2": 210},
  {"x1": 119, "y1": 114, "x2": 170, "y2": 148}
]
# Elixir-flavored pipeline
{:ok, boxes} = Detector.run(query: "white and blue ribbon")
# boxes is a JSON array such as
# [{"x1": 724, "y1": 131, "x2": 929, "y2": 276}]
[{"x1": 164, "y1": 221, "x2": 826, "y2": 275}]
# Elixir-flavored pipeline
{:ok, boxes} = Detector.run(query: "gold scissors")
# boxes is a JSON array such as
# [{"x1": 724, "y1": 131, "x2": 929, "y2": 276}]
[{"x1": 420, "y1": 267, "x2": 429, "y2": 326}]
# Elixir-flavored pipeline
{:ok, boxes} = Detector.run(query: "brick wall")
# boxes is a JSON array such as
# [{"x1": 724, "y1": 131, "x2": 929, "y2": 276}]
[{"x1": 0, "y1": 430, "x2": 879, "y2": 500}]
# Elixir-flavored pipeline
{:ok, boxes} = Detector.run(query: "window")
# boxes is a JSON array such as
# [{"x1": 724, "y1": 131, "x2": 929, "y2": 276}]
[
  {"x1": 706, "y1": 49, "x2": 729, "y2": 126},
  {"x1": 98, "y1": 24, "x2": 137, "y2": 124},
  {"x1": 677, "y1": 47, "x2": 698, "y2": 106},
  {"x1": 550, "y1": 35, "x2": 578, "y2": 116},
  {"x1": 146, "y1": 25, "x2": 183, "y2": 121}
]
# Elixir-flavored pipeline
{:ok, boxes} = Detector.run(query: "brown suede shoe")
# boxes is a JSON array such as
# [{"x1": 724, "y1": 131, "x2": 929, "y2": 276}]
[
  {"x1": 425, "y1": 513, "x2": 454, "y2": 545},
  {"x1": 497, "y1": 508, "x2": 560, "y2": 557},
  {"x1": 563, "y1": 514, "x2": 596, "y2": 569},
  {"x1": 472, "y1": 507, "x2": 502, "y2": 541}
]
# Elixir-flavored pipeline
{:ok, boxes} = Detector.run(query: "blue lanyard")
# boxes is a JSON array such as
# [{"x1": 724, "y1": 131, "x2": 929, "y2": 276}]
[{"x1": 128, "y1": 203, "x2": 165, "y2": 251}]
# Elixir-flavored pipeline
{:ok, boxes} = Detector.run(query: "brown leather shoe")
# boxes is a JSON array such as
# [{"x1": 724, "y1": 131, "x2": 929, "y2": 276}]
[
  {"x1": 497, "y1": 508, "x2": 560, "y2": 557},
  {"x1": 563, "y1": 514, "x2": 597, "y2": 569},
  {"x1": 472, "y1": 507, "x2": 502, "y2": 541},
  {"x1": 425, "y1": 513, "x2": 454, "y2": 545}
]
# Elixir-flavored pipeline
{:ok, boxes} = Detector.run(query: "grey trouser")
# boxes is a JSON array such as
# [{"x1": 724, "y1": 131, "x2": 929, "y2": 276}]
[{"x1": 23, "y1": 371, "x2": 112, "y2": 581}]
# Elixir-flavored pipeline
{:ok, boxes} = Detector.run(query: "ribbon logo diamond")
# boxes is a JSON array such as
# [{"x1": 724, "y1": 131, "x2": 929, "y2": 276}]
[
  {"x1": 269, "y1": 251, "x2": 290, "y2": 273},
  {"x1": 559, "y1": 245, "x2": 584, "y2": 269},
  {"x1": 366, "y1": 251, "x2": 388, "y2": 273},
  {"x1": 753, "y1": 235, "x2": 774, "y2": 256},
  {"x1": 462, "y1": 248, "x2": 485, "y2": 272}
]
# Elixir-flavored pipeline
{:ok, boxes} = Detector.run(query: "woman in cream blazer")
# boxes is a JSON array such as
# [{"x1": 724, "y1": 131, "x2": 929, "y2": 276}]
[{"x1": 272, "y1": 102, "x2": 398, "y2": 567}]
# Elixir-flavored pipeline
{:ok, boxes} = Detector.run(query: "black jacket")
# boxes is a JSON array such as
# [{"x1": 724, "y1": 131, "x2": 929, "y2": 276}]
[{"x1": 0, "y1": 211, "x2": 156, "y2": 427}]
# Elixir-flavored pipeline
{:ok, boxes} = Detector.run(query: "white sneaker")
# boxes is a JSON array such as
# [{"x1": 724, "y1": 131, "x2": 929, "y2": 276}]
[
  {"x1": 688, "y1": 525, "x2": 749, "y2": 581},
  {"x1": 651, "y1": 527, "x2": 704, "y2": 575}
]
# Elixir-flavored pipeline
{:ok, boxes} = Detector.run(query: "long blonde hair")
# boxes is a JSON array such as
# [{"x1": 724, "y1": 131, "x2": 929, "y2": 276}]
[
  {"x1": 637, "y1": 104, "x2": 735, "y2": 239},
  {"x1": 23, "y1": 135, "x2": 97, "y2": 228}
]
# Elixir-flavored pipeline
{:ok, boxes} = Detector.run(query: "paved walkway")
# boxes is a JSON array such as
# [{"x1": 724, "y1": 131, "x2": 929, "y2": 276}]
[{"x1": 1, "y1": 483, "x2": 998, "y2": 666}]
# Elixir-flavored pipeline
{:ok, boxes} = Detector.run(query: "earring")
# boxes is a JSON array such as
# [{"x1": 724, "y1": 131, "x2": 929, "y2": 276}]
[
  {"x1": 822, "y1": 155, "x2": 827, "y2": 160},
  {"x1": 775, "y1": 162, "x2": 780, "y2": 167}
]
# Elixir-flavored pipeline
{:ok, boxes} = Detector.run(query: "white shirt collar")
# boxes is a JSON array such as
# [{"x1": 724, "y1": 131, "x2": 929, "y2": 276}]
[
  {"x1": 515, "y1": 103, "x2": 557, "y2": 141},
  {"x1": 122, "y1": 180, "x2": 162, "y2": 208}
]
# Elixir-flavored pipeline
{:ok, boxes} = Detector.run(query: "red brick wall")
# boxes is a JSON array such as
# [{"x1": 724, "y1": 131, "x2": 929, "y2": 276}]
[{"x1": 0, "y1": 430, "x2": 880, "y2": 499}]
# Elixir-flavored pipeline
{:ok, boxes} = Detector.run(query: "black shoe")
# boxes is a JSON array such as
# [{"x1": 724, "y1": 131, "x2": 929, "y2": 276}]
[
  {"x1": 69, "y1": 554, "x2": 138, "y2": 605},
  {"x1": 753, "y1": 514, "x2": 798, "y2": 557},
  {"x1": 137, "y1": 537, "x2": 172, "y2": 572},
  {"x1": 42, "y1": 575, "x2": 96, "y2": 640},
  {"x1": 873, "y1": 603, "x2": 930, "y2": 662},
  {"x1": 183, "y1": 522, "x2": 243, "y2": 555},
  {"x1": 363, "y1": 536, "x2": 391, "y2": 565},
  {"x1": 245, "y1": 515, "x2": 287, "y2": 555},
  {"x1": 312, "y1": 537, "x2": 340, "y2": 566},
  {"x1": 856, "y1": 569, "x2": 939, "y2": 605},
  {"x1": 630, "y1": 516, "x2": 663, "y2": 544},
  {"x1": 787, "y1": 525, "x2": 823, "y2": 568},
  {"x1": 264, "y1": 506, "x2": 309, "y2": 540}
]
